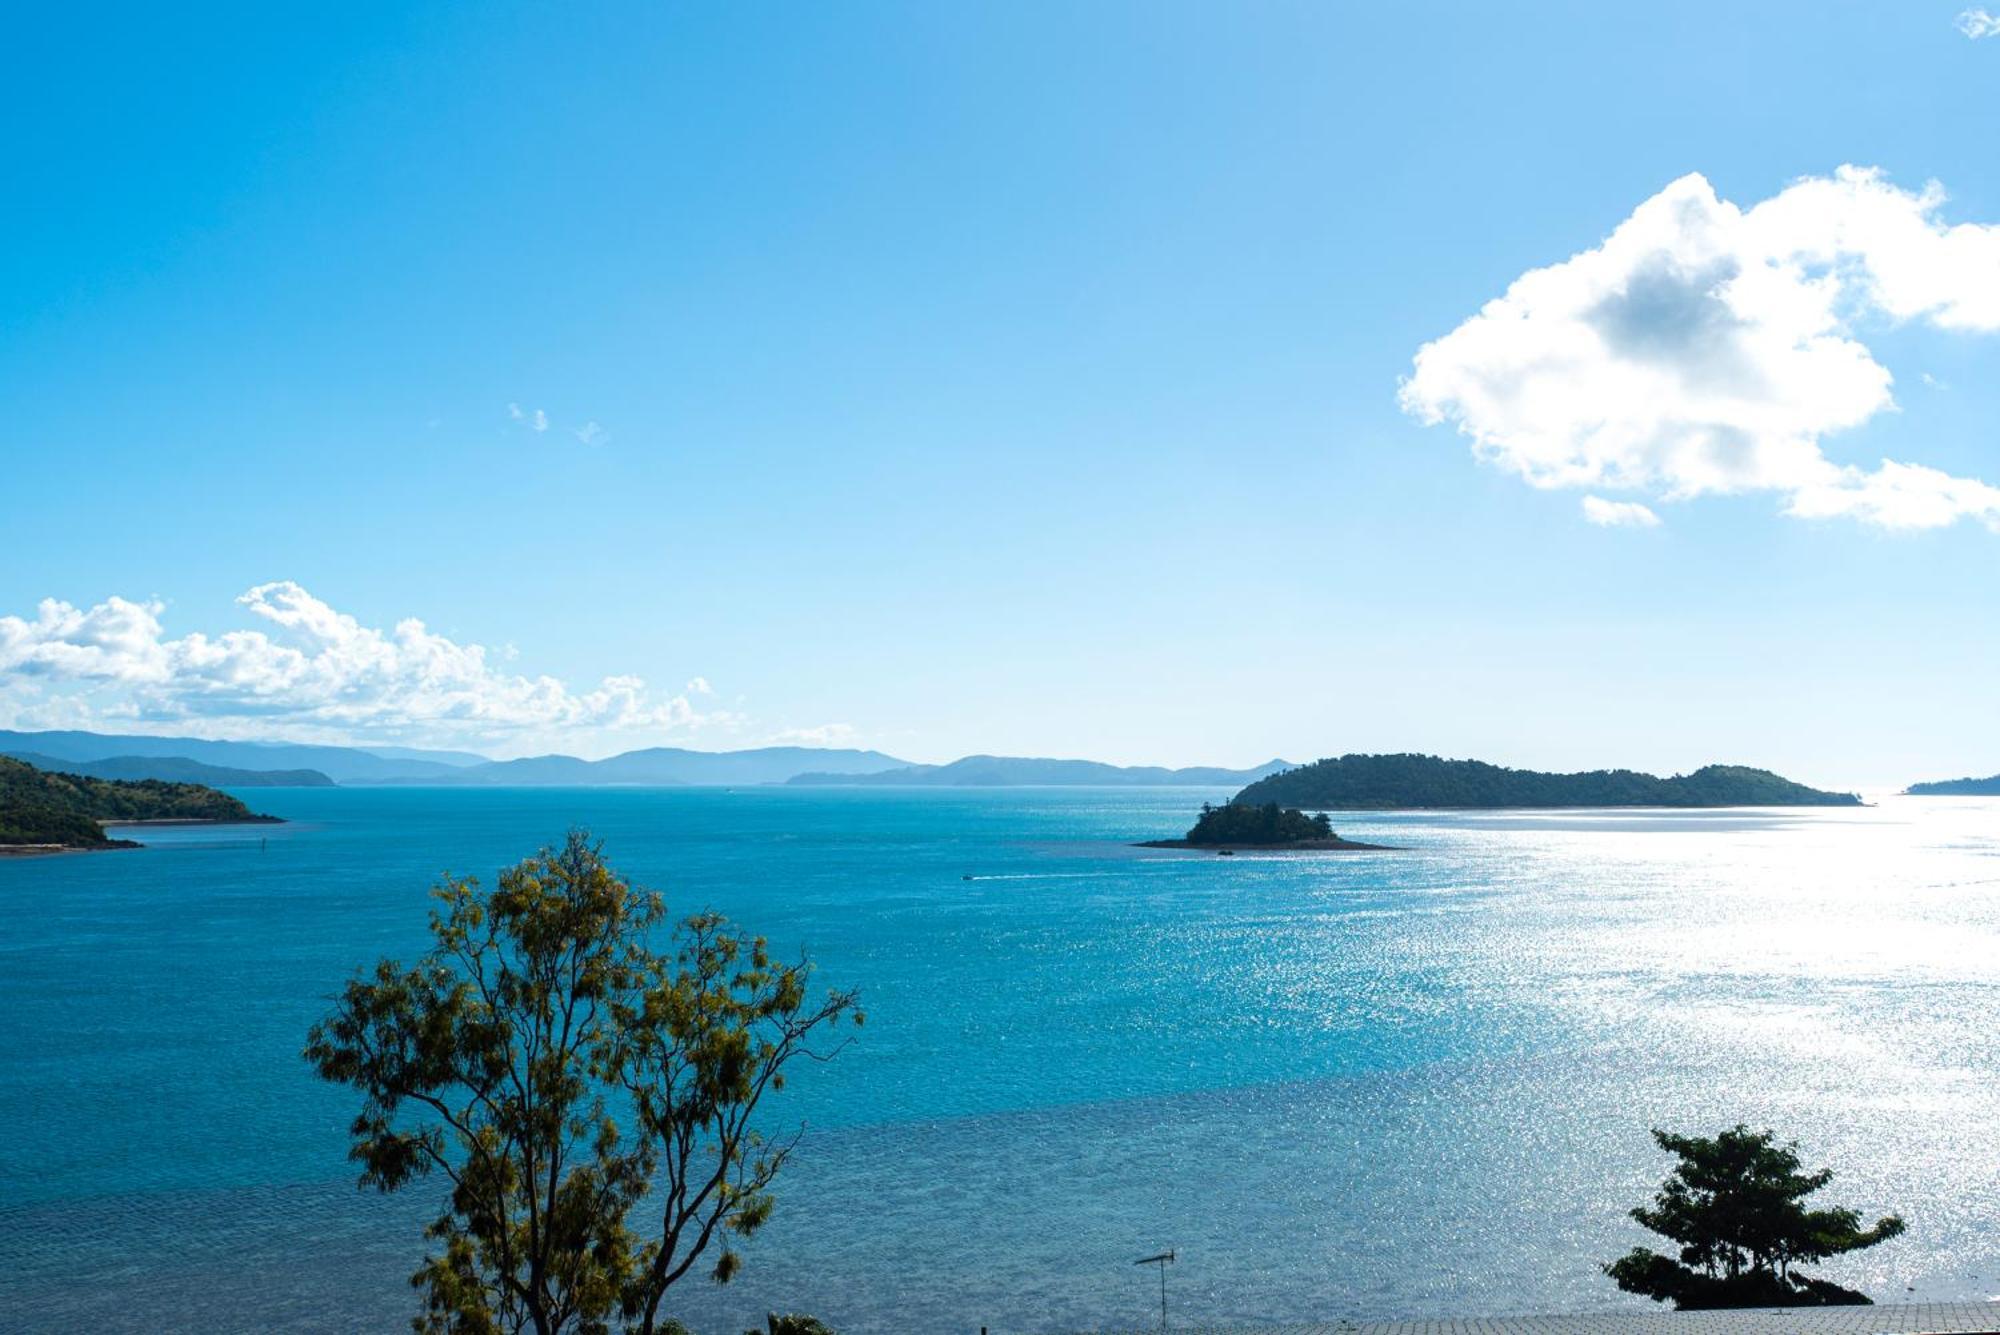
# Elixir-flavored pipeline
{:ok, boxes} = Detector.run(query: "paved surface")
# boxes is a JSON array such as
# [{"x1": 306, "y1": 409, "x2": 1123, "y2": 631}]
[{"x1": 1069, "y1": 1304, "x2": 2000, "y2": 1334}]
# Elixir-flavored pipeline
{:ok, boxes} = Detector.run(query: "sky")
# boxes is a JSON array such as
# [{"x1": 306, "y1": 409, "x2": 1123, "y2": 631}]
[{"x1": 5, "y1": 2, "x2": 2000, "y2": 787}]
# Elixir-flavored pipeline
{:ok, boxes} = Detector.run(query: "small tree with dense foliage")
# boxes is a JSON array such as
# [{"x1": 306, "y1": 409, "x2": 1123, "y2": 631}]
[
  {"x1": 1605, "y1": 1125, "x2": 1905, "y2": 1309},
  {"x1": 751, "y1": 1317, "x2": 836, "y2": 1335},
  {"x1": 1183, "y1": 801, "x2": 1335, "y2": 845},
  {"x1": 306, "y1": 831, "x2": 860, "y2": 1335}
]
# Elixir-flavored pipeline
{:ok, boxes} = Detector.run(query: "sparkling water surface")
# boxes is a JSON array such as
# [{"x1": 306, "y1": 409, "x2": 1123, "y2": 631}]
[{"x1": 4, "y1": 787, "x2": 1998, "y2": 1332}]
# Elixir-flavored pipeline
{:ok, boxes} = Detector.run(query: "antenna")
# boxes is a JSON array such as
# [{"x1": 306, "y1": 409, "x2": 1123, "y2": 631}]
[{"x1": 1134, "y1": 1249, "x2": 1175, "y2": 1330}]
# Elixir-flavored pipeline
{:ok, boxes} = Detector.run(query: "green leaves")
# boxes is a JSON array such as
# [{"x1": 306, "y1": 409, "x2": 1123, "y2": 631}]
[
  {"x1": 305, "y1": 829, "x2": 859, "y2": 1335},
  {"x1": 1605, "y1": 1124, "x2": 1906, "y2": 1310},
  {"x1": 754, "y1": 1315, "x2": 837, "y2": 1335},
  {"x1": 1183, "y1": 801, "x2": 1339, "y2": 845}
]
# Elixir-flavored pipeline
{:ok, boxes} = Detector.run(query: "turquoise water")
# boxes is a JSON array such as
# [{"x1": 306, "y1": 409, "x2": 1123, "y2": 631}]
[{"x1": 4, "y1": 787, "x2": 2000, "y2": 1331}]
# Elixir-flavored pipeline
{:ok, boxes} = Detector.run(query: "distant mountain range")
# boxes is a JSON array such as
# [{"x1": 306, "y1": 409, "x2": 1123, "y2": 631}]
[
  {"x1": 394, "y1": 746, "x2": 911, "y2": 787},
  {"x1": 0, "y1": 751, "x2": 334, "y2": 788},
  {"x1": 341, "y1": 743, "x2": 492, "y2": 766},
  {"x1": 0, "y1": 730, "x2": 908, "y2": 787},
  {"x1": 0, "y1": 731, "x2": 1891, "y2": 803},
  {"x1": 0, "y1": 730, "x2": 1291, "y2": 790},
  {"x1": 788, "y1": 755, "x2": 1293, "y2": 787},
  {"x1": 1903, "y1": 774, "x2": 2000, "y2": 796},
  {"x1": 0, "y1": 730, "x2": 480, "y2": 784},
  {"x1": 1235, "y1": 754, "x2": 1861, "y2": 809}
]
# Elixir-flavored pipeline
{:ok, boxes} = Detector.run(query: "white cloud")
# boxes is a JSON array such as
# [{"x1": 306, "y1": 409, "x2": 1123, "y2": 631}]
[
  {"x1": 767, "y1": 723, "x2": 863, "y2": 749},
  {"x1": 1400, "y1": 166, "x2": 2000, "y2": 531},
  {"x1": 0, "y1": 677, "x2": 100, "y2": 732},
  {"x1": 510, "y1": 404, "x2": 606, "y2": 443},
  {"x1": 0, "y1": 582, "x2": 718, "y2": 746},
  {"x1": 0, "y1": 595, "x2": 174, "y2": 683},
  {"x1": 1958, "y1": 8, "x2": 2000, "y2": 38},
  {"x1": 1581, "y1": 496, "x2": 1662, "y2": 528},
  {"x1": 685, "y1": 676, "x2": 713, "y2": 696}
]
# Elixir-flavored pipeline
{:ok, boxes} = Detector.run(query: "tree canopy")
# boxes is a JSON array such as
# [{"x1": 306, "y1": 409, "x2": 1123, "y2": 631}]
[
  {"x1": 305, "y1": 831, "x2": 861, "y2": 1335},
  {"x1": 1182, "y1": 801, "x2": 1335, "y2": 846},
  {"x1": 1604, "y1": 1125, "x2": 1906, "y2": 1309},
  {"x1": 0, "y1": 753, "x2": 273, "y2": 847},
  {"x1": 1904, "y1": 772, "x2": 2000, "y2": 796},
  {"x1": 1235, "y1": 754, "x2": 1861, "y2": 810}
]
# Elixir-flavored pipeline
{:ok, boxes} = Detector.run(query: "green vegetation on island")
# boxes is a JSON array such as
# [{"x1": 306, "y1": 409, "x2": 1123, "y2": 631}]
[
  {"x1": 1904, "y1": 773, "x2": 2000, "y2": 796},
  {"x1": 1139, "y1": 801, "x2": 1388, "y2": 850},
  {"x1": 1188, "y1": 802, "x2": 1332, "y2": 843},
  {"x1": 1606, "y1": 1124, "x2": 1905, "y2": 1309},
  {"x1": 306, "y1": 831, "x2": 859, "y2": 1335},
  {"x1": 1236, "y1": 754, "x2": 1861, "y2": 810},
  {"x1": 0, "y1": 754, "x2": 278, "y2": 850}
]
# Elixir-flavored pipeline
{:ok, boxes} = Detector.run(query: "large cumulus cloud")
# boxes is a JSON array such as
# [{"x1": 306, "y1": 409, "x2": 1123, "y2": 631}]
[
  {"x1": 0, "y1": 581, "x2": 712, "y2": 743},
  {"x1": 1400, "y1": 166, "x2": 2000, "y2": 529}
]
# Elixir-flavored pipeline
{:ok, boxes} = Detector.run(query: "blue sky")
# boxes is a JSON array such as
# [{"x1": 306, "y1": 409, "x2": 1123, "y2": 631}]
[{"x1": 5, "y1": 2, "x2": 2000, "y2": 786}]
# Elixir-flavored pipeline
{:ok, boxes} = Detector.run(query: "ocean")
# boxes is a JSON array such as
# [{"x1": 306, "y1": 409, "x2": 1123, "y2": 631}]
[{"x1": 4, "y1": 786, "x2": 1998, "y2": 1332}]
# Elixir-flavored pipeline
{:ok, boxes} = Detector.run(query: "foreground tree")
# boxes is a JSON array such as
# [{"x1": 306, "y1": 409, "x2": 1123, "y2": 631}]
[
  {"x1": 750, "y1": 1318, "x2": 836, "y2": 1335},
  {"x1": 306, "y1": 831, "x2": 860, "y2": 1335},
  {"x1": 1605, "y1": 1125, "x2": 1905, "y2": 1309}
]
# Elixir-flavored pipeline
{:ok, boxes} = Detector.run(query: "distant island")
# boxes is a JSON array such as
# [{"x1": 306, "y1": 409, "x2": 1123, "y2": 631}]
[
  {"x1": 0, "y1": 727, "x2": 482, "y2": 784},
  {"x1": 0, "y1": 756, "x2": 281, "y2": 852},
  {"x1": 1903, "y1": 774, "x2": 2000, "y2": 796},
  {"x1": 790, "y1": 755, "x2": 1292, "y2": 787},
  {"x1": 1, "y1": 750, "x2": 333, "y2": 788},
  {"x1": 0, "y1": 728, "x2": 1876, "y2": 809},
  {"x1": 1140, "y1": 802, "x2": 1390, "y2": 850},
  {"x1": 0, "y1": 729, "x2": 913, "y2": 787},
  {"x1": 399, "y1": 745, "x2": 911, "y2": 787},
  {"x1": 0, "y1": 729, "x2": 1297, "y2": 791},
  {"x1": 1235, "y1": 754, "x2": 1862, "y2": 810}
]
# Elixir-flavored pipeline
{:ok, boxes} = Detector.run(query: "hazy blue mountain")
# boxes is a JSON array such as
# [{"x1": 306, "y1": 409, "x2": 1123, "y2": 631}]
[
  {"x1": 1904, "y1": 774, "x2": 2000, "y2": 796},
  {"x1": 1, "y1": 752, "x2": 334, "y2": 788},
  {"x1": 788, "y1": 755, "x2": 1294, "y2": 787},
  {"x1": 353, "y1": 744, "x2": 489, "y2": 766},
  {"x1": 1234, "y1": 753, "x2": 1860, "y2": 809},
  {"x1": 406, "y1": 746, "x2": 914, "y2": 787},
  {"x1": 0, "y1": 730, "x2": 480, "y2": 784}
]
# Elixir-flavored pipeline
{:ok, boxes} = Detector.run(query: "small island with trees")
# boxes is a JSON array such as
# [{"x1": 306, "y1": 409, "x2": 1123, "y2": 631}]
[
  {"x1": 1139, "y1": 801, "x2": 1391, "y2": 851},
  {"x1": 0, "y1": 754, "x2": 281, "y2": 853},
  {"x1": 1903, "y1": 771, "x2": 2000, "y2": 796},
  {"x1": 1236, "y1": 753, "x2": 1862, "y2": 810}
]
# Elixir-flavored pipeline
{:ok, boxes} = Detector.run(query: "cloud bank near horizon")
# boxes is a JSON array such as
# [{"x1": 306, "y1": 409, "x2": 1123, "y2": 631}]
[
  {"x1": 0, "y1": 582, "x2": 736, "y2": 751},
  {"x1": 1401, "y1": 166, "x2": 2000, "y2": 530}
]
